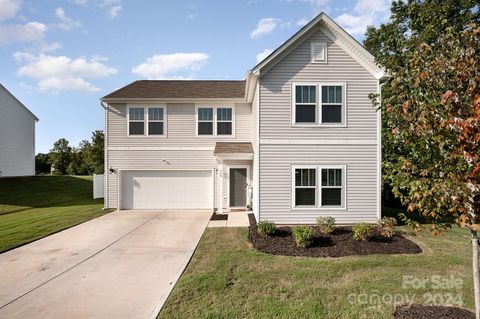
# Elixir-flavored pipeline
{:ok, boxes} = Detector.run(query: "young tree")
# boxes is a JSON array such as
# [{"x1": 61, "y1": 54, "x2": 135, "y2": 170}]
[
  {"x1": 49, "y1": 138, "x2": 72, "y2": 175},
  {"x1": 35, "y1": 153, "x2": 50, "y2": 174},
  {"x1": 89, "y1": 130, "x2": 104, "y2": 174}
]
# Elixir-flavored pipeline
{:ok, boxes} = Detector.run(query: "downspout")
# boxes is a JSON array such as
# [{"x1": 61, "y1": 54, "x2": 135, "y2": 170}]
[
  {"x1": 100, "y1": 101, "x2": 108, "y2": 210},
  {"x1": 377, "y1": 78, "x2": 388, "y2": 220}
]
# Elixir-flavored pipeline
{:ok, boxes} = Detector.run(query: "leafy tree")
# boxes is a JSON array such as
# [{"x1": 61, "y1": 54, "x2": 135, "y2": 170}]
[
  {"x1": 49, "y1": 138, "x2": 72, "y2": 175},
  {"x1": 89, "y1": 130, "x2": 104, "y2": 174},
  {"x1": 370, "y1": 23, "x2": 480, "y2": 316},
  {"x1": 35, "y1": 153, "x2": 50, "y2": 174},
  {"x1": 364, "y1": 0, "x2": 480, "y2": 210}
]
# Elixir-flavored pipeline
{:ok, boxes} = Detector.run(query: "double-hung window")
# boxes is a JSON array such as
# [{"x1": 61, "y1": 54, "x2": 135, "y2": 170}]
[
  {"x1": 294, "y1": 85, "x2": 317, "y2": 123},
  {"x1": 197, "y1": 108, "x2": 214, "y2": 135},
  {"x1": 293, "y1": 165, "x2": 345, "y2": 209},
  {"x1": 217, "y1": 108, "x2": 232, "y2": 135},
  {"x1": 128, "y1": 107, "x2": 145, "y2": 135},
  {"x1": 294, "y1": 168, "x2": 316, "y2": 206},
  {"x1": 196, "y1": 106, "x2": 234, "y2": 136},
  {"x1": 292, "y1": 83, "x2": 346, "y2": 126},
  {"x1": 128, "y1": 106, "x2": 166, "y2": 136},
  {"x1": 148, "y1": 108, "x2": 164, "y2": 135}
]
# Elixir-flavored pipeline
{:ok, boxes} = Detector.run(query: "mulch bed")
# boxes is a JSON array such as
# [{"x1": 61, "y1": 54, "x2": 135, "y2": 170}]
[
  {"x1": 211, "y1": 213, "x2": 228, "y2": 221},
  {"x1": 248, "y1": 214, "x2": 422, "y2": 257},
  {"x1": 394, "y1": 304, "x2": 475, "y2": 319}
]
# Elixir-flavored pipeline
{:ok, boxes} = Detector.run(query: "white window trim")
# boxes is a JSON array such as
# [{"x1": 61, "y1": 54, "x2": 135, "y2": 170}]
[
  {"x1": 292, "y1": 166, "x2": 317, "y2": 208},
  {"x1": 195, "y1": 104, "x2": 235, "y2": 137},
  {"x1": 291, "y1": 164, "x2": 347, "y2": 210},
  {"x1": 291, "y1": 82, "x2": 347, "y2": 128},
  {"x1": 311, "y1": 42, "x2": 327, "y2": 64},
  {"x1": 127, "y1": 105, "x2": 167, "y2": 137}
]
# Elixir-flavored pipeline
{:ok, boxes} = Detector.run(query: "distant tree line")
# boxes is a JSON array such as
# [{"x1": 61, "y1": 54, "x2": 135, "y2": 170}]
[{"x1": 35, "y1": 130, "x2": 104, "y2": 176}]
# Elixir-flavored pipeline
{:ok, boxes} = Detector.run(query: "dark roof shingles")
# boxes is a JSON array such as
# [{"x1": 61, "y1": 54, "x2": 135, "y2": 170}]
[
  {"x1": 103, "y1": 80, "x2": 246, "y2": 99},
  {"x1": 214, "y1": 142, "x2": 253, "y2": 154}
]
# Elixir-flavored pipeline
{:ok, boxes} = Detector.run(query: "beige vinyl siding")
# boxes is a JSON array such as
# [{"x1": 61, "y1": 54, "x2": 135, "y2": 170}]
[
  {"x1": 0, "y1": 88, "x2": 36, "y2": 177},
  {"x1": 258, "y1": 28, "x2": 379, "y2": 224},
  {"x1": 105, "y1": 102, "x2": 252, "y2": 209},
  {"x1": 260, "y1": 144, "x2": 377, "y2": 224}
]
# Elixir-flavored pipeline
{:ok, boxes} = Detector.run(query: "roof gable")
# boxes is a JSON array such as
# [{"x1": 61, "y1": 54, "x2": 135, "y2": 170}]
[
  {"x1": 0, "y1": 84, "x2": 39, "y2": 121},
  {"x1": 250, "y1": 13, "x2": 385, "y2": 80}
]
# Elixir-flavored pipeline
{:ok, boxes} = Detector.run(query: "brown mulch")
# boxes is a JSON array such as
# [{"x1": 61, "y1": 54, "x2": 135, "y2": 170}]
[
  {"x1": 248, "y1": 214, "x2": 422, "y2": 257},
  {"x1": 394, "y1": 304, "x2": 475, "y2": 319},
  {"x1": 211, "y1": 213, "x2": 228, "y2": 221}
]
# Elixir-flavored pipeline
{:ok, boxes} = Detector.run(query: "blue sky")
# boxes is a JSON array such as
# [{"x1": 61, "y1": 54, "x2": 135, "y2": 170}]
[{"x1": 0, "y1": 0, "x2": 391, "y2": 153}]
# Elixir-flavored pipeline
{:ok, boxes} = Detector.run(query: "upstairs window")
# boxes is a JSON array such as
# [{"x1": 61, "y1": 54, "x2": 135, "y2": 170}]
[
  {"x1": 321, "y1": 85, "x2": 343, "y2": 123},
  {"x1": 217, "y1": 108, "x2": 232, "y2": 135},
  {"x1": 128, "y1": 106, "x2": 166, "y2": 136},
  {"x1": 197, "y1": 108, "x2": 214, "y2": 135},
  {"x1": 311, "y1": 42, "x2": 327, "y2": 63},
  {"x1": 292, "y1": 82, "x2": 346, "y2": 126},
  {"x1": 294, "y1": 85, "x2": 316, "y2": 123},
  {"x1": 128, "y1": 107, "x2": 145, "y2": 135},
  {"x1": 148, "y1": 108, "x2": 164, "y2": 135},
  {"x1": 196, "y1": 106, "x2": 234, "y2": 136}
]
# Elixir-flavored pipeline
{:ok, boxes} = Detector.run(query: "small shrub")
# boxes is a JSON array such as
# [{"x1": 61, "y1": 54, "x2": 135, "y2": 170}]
[
  {"x1": 352, "y1": 223, "x2": 374, "y2": 241},
  {"x1": 292, "y1": 225, "x2": 315, "y2": 248},
  {"x1": 378, "y1": 217, "x2": 397, "y2": 239},
  {"x1": 316, "y1": 216, "x2": 336, "y2": 234},
  {"x1": 257, "y1": 220, "x2": 276, "y2": 236}
]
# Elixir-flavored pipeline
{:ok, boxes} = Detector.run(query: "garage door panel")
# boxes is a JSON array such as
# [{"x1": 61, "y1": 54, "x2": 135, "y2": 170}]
[{"x1": 121, "y1": 170, "x2": 212, "y2": 209}]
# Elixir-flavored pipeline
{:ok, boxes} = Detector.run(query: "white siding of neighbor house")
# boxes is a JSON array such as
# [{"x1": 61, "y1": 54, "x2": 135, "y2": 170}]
[
  {"x1": 258, "y1": 27, "x2": 379, "y2": 224},
  {"x1": 0, "y1": 86, "x2": 36, "y2": 177},
  {"x1": 105, "y1": 102, "x2": 252, "y2": 209}
]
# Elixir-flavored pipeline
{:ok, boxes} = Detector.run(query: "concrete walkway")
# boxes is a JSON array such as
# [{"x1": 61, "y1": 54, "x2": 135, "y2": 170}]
[
  {"x1": 0, "y1": 210, "x2": 211, "y2": 319},
  {"x1": 208, "y1": 210, "x2": 250, "y2": 228}
]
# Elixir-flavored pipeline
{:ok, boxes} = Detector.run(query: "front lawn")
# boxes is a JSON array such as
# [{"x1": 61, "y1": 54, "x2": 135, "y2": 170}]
[
  {"x1": 158, "y1": 227, "x2": 474, "y2": 319},
  {"x1": 0, "y1": 175, "x2": 109, "y2": 253}
]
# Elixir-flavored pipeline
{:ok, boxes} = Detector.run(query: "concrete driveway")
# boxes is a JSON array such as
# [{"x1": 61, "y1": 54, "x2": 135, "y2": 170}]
[{"x1": 0, "y1": 209, "x2": 211, "y2": 319}]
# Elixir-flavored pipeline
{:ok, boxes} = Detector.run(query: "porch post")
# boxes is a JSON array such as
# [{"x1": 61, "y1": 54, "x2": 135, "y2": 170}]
[{"x1": 217, "y1": 159, "x2": 223, "y2": 214}]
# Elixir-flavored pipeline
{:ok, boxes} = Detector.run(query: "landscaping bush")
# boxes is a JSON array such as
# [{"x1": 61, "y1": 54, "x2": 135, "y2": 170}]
[
  {"x1": 378, "y1": 217, "x2": 397, "y2": 239},
  {"x1": 316, "y1": 216, "x2": 336, "y2": 234},
  {"x1": 352, "y1": 223, "x2": 374, "y2": 241},
  {"x1": 292, "y1": 225, "x2": 315, "y2": 248},
  {"x1": 257, "y1": 220, "x2": 276, "y2": 236}
]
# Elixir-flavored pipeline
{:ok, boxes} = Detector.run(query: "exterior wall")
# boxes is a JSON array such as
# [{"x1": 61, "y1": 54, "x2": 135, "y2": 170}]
[
  {"x1": 0, "y1": 88, "x2": 36, "y2": 177},
  {"x1": 258, "y1": 28, "x2": 379, "y2": 224},
  {"x1": 252, "y1": 84, "x2": 260, "y2": 220},
  {"x1": 105, "y1": 102, "x2": 252, "y2": 209}
]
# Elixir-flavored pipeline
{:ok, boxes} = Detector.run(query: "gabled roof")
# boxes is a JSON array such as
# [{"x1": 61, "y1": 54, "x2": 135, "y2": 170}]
[
  {"x1": 0, "y1": 84, "x2": 39, "y2": 121},
  {"x1": 250, "y1": 12, "x2": 385, "y2": 80},
  {"x1": 102, "y1": 80, "x2": 246, "y2": 100}
]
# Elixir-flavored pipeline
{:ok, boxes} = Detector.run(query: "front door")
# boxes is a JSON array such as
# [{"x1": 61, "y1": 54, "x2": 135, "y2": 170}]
[{"x1": 229, "y1": 168, "x2": 247, "y2": 207}]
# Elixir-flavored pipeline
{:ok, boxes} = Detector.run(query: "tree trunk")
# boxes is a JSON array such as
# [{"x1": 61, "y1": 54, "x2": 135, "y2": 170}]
[{"x1": 471, "y1": 229, "x2": 480, "y2": 319}]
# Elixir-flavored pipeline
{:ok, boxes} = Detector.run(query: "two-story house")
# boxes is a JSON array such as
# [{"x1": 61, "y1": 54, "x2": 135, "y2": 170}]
[{"x1": 101, "y1": 13, "x2": 386, "y2": 224}]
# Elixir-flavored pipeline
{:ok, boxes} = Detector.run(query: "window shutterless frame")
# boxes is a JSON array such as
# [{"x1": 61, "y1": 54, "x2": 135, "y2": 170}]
[
  {"x1": 291, "y1": 82, "x2": 347, "y2": 127},
  {"x1": 195, "y1": 104, "x2": 235, "y2": 137},
  {"x1": 126, "y1": 105, "x2": 167, "y2": 137},
  {"x1": 291, "y1": 164, "x2": 347, "y2": 210}
]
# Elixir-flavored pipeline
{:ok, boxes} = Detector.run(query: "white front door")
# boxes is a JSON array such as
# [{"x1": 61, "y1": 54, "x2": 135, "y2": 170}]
[{"x1": 121, "y1": 170, "x2": 212, "y2": 209}]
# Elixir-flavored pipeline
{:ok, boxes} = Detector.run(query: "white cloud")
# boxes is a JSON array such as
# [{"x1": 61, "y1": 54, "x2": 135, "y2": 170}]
[
  {"x1": 250, "y1": 18, "x2": 280, "y2": 39},
  {"x1": 54, "y1": 7, "x2": 81, "y2": 30},
  {"x1": 256, "y1": 48, "x2": 273, "y2": 63},
  {"x1": 335, "y1": 0, "x2": 390, "y2": 37},
  {"x1": 14, "y1": 53, "x2": 117, "y2": 93},
  {"x1": 297, "y1": 17, "x2": 308, "y2": 26},
  {"x1": 108, "y1": 5, "x2": 121, "y2": 18},
  {"x1": 0, "y1": 0, "x2": 21, "y2": 21},
  {"x1": 71, "y1": 0, "x2": 89, "y2": 5},
  {"x1": 0, "y1": 21, "x2": 46, "y2": 44},
  {"x1": 100, "y1": 0, "x2": 122, "y2": 18},
  {"x1": 132, "y1": 53, "x2": 209, "y2": 79}
]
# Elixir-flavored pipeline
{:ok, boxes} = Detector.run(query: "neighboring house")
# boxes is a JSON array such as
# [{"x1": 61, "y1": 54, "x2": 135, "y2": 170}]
[
  {"x1": 101, "y1": 13, "x2": 387, "y2": 224},
  {"x1": 0, "y1": 84, "x2": 38, "y2": 177}
]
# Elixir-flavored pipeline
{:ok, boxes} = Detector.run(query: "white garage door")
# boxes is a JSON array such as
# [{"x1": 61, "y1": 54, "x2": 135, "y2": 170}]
[{"x1": 121, "y1": 170, "x2": 213, "y2": 209}]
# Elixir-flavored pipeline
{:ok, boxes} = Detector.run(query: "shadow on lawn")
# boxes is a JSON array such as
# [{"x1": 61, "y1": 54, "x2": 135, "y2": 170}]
[{"x1": 0, "y1": 175, "x2": 102, "y2": 214}]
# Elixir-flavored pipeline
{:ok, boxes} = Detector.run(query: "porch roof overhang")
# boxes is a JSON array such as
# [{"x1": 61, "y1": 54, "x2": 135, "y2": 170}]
[{"x1": 214, "y1": 142, "x2": 253, "y2": 160}]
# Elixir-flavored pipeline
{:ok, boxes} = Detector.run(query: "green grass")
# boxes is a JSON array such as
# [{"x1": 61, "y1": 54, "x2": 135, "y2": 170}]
[
  {"x1": 0, "y1": 175, "x2": 109, "y2": 253},
  {"x1": 158, "y1": 227, "x2": 474, "y2": 319}
]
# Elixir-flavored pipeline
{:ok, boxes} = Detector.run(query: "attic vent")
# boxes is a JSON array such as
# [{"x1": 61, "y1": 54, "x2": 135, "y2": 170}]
[{"x1": 311, "y1": 42, "x2": 327, "y2": 63}]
